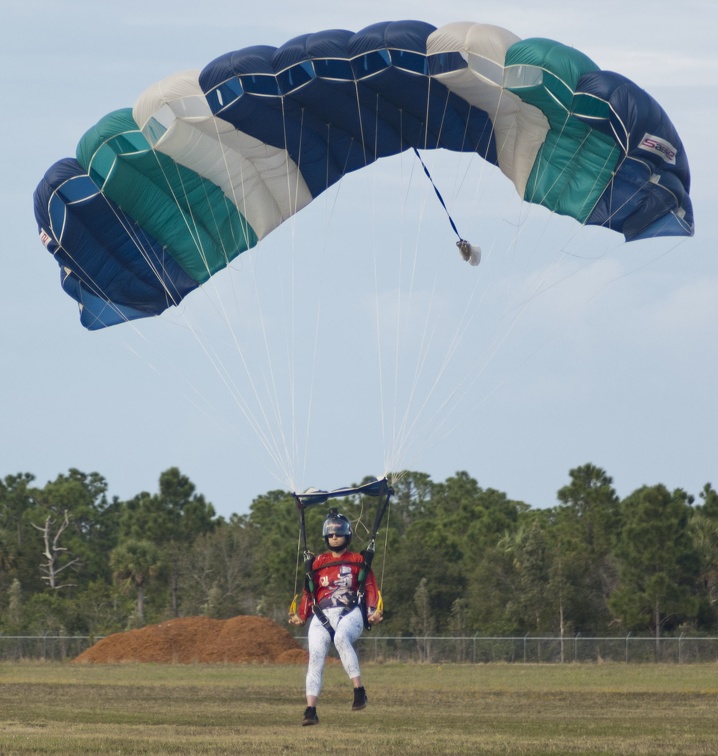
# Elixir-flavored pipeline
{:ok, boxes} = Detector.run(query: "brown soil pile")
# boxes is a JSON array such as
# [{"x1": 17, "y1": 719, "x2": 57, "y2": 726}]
[{"x1": 73, "y1": 615, "x2": 307, "y2": 664}]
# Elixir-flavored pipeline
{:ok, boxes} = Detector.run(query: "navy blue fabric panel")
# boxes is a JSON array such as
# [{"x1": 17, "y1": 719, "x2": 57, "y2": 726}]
[
  {"x1": 629, "y1": 195, "x2": 694, "y2": 240},
  {"x1": 34, "y1": 158, "x2": 199, "y2": 328},
  {"x1": 202, "y1": 45, "x2": 351, "y2": 191},
  {"x1": 202, "y1": 52, "x2": 341, "y2": 194},
  {"x1": 577, "y1": 71, "x2": 693, "y2": 238},
  {"x1": 311, "y1": 20, "x2": 494, "y2": 160},
  {"x1": 199, "y1": 21, "x2": 496, "y2": 199},
  {"x1": 276, "y1": 27, "x2": 411, "y2": 172},
  {"x1": 578, "y1": 71, "x2": 689, "y2": 184},
  {"x1": 275, "y1": 28, "x2": 408, "y2": 185},
  {"x1": 587, "y1": 157, "x2": 694, "y2": 240},
  {"x1": 201, "y1": 45, "x2": 278, "y2": 88},
  {"x1": 60, "y1": 270, "x2": 152, "y2": 330},
  {"x1": 348, "y1": 64, "x2": 495, "y2": 155},
  {"x1": 347, "y1": 20, "x2": 436, "y2": 55},
  {"x1": 272, "y1": 29, "x2": 353, "y2": 69}
]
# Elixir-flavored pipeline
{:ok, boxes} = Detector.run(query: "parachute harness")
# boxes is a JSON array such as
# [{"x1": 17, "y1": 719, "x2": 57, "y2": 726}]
[{"x1": 292, "y1": 478, "x2": 394, "y2": 640}]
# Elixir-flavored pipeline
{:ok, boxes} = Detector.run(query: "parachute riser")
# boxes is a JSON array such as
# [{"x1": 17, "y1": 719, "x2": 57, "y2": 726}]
[
  {"x1": 357, "y1": 486, "x2": 393, "y2": 630},
  {"x1": 294, "y1": 493, "x2": 311, "y2": 558},
  {"x1": 294, "y1": 492, "x2": 336, "y2": 639},
  {"x1": 294, "y1": 494, "x2": 320, "y2": 596}
]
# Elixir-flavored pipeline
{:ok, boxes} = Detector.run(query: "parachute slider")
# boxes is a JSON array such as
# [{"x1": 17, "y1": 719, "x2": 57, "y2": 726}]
[
  {"x1": 293, "y1": 477, "x2": 391, "y2": 511},
  {"x1": 457, "y1": 239, "x2": 481, "y2": 266}
]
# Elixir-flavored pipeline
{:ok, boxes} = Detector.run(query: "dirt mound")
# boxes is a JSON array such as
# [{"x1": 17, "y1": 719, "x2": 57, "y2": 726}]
[{"x1": 73, "y1": 615, "x2": 308, "y2": 664}]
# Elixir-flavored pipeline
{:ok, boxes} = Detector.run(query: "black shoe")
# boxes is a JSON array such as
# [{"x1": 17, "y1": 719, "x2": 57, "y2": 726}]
[
  {"x1": 352, "y1": 686, "x2": 367, "y2": 711},
  {"x1": 302, "y1": 706, "x2": 319, "y2": 726}
]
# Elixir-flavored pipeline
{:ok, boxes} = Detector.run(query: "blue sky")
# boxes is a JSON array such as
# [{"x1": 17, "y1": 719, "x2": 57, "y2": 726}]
[{"x1": 2, "y1": 1, "x2": 717, "y2": 518}]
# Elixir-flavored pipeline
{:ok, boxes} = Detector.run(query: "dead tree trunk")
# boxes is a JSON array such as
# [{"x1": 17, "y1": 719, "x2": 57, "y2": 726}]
[{"x1": 32, "y1": 510, "x2": 79, "y2": 590}]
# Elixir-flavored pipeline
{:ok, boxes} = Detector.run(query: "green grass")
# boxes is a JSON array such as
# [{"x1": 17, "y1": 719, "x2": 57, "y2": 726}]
[{"x1": 1, "y1": 662, "x2": 717, "y2": 754}]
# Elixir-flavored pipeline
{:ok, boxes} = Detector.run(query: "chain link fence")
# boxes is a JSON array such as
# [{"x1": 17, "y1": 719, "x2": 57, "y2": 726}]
[
  {"x1": 0, "y1": 635, "x2": 103, "y2": 661},
  {"x1": 3, "y1": 633, "x2": 718, "y2": 663},
  {"x1": 349, "y1": 634, "x2": 718, "y2": 663}
]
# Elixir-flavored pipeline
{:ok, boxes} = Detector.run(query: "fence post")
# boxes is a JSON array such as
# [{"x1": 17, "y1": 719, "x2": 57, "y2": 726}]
[
  {"x1": 523, "y1": 635, "x2": 528, "y2": 663},
  {"x1": 679, "y1": 632, "x2": 684, "y2": 664},
  {"x1": 574, "y1": 632, "x2": 580, "y2": 662},
  {"x1": 625, "y1": 632, "x2": 631, "y2": 663}
]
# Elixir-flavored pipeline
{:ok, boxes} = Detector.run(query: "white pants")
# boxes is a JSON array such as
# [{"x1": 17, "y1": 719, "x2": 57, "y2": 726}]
[{"x1": 306, "y1": 606, "x2": 364, "y2": 698}]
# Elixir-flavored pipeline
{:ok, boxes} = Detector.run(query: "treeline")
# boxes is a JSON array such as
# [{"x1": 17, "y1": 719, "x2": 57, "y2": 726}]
[{"x1": 1, "y1": 465, "x2": 717, "y2": 641}]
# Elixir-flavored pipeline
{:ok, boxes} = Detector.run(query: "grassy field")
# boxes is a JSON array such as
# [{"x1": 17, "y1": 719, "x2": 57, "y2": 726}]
[{"x1": 1, "y1": 661, "x2": 717, "y2": 754}]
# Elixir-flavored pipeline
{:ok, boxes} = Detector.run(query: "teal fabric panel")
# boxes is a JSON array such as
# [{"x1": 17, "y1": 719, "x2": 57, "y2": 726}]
[
  {"x1": 76, "y1": 109, "x2": 257, "y2": 282},
  {"x1": 505, "y1": 39, "x2": 620, "y2": 222}
]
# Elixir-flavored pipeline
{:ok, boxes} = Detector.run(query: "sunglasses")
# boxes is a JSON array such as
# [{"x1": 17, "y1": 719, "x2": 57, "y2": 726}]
[{"x1": 327, "y1": 532, "x2": 346, "y2": 538}]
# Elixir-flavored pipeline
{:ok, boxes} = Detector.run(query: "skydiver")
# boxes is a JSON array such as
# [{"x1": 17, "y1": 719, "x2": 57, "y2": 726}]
[{"x1": 288, "y1": 509, "x2": 383, "y2": 726}]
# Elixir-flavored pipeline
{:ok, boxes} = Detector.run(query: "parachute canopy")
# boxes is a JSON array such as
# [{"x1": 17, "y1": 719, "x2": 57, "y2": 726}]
[{"x1": 34, "y1": 20, "x2": 693, "y2": 330}]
